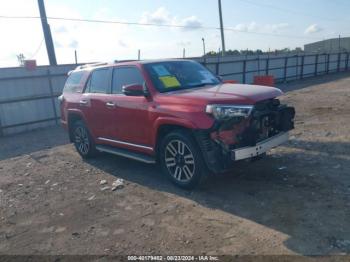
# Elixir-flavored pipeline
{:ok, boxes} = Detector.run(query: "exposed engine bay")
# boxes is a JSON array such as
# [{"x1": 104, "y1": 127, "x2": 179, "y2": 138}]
[{"x1": 195, "y1": 98, "x2": 295, "y2": 172}]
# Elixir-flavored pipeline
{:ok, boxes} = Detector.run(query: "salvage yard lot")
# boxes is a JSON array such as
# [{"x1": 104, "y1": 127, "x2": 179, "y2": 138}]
[{"x1": 0, "y1": 72, "x2": 350, "y2": 255}]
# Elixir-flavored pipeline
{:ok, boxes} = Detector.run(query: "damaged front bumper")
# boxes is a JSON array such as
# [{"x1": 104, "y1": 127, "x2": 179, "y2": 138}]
[
  {"x1": 231, "y1": 131, "x2": 289, "y2": 161},
  {"x1": 194, "y1": 98, "x2": 295, "y2": 173}
]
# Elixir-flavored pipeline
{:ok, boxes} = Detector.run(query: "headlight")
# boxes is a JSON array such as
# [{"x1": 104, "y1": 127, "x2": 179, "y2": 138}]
[{"x1": 205, "y1": 104, "x2": 253, "y2": 120}]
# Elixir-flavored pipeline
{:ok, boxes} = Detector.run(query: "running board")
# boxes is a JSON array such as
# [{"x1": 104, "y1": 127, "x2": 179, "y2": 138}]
[{"x1": 96, "y1": 145, "x2": 156, "y2": 164}]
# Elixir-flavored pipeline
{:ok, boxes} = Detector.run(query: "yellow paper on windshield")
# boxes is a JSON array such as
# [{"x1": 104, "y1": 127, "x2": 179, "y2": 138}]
[{"x1": 159, "y1": 76, "x2": 181, "y2": 88}]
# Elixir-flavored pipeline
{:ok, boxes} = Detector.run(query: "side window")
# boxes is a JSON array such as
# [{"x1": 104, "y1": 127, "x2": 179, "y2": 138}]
[
  {"x1": 87, "y1": 69, "x2": 110, "y2": 94},
  {"x1": 64, "y1": 71, "x2": 84, "y2": 93},
  {"x1": 112, "y1": 67, "x2": 145, "y2": 94}
]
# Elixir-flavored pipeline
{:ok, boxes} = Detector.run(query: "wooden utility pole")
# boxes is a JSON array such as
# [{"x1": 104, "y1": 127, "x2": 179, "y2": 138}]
[
  {"x1": 38, "y1": 0, "x2": 57, "y2": 65},
  {"x1": 218, "y1": 0, "x2": 226, "y2": 56}
]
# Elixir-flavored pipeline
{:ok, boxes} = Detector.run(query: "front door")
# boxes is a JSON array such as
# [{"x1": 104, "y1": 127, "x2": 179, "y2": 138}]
[{"x1": 104, "y1": 66, "x2": 153, "y2": 152}]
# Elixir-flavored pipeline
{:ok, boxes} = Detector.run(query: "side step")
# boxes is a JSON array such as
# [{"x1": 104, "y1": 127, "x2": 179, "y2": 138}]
[{"x1": 96, "y1": 145, "x2": 156, "y2": 164}]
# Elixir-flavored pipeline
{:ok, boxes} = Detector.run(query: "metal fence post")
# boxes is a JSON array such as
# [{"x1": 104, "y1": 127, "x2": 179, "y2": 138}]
[
  {"x1": 346, "y1": 52, "x2": 349, "y2": 71},
  {"x1": 295, "y1": 55, "x2": 299, "y2": 80},
  {"x1": 265, "y1": 56, "x2": 269, "y2": 76},
  {"x1": 47, "y1": 69, "x2": 58, "y2": 125},
  {"x1": 215, "y1": 62, "x2": 219, "y2": 75},
  {"x1": 283, "y1": 56, "x2": 288, "y2": 82},
  {"x1": 300, "y1": 55, "x2": 305, "y2": 79},
  {"x1": 337, "y1": 52, "x2": 341, "y2": 72},
  {"x1": 0, "y1": 116, "x2": 3, "y2": 137},
  {"x1": 314, "y1": 54, "x2": 319, "y2": 77},
  {"x1": 242, "y1": 60, "x2": 247, "y2": 84},
  {"x1": 326, "y1": 54, "x2": 330, "y2": 74}
]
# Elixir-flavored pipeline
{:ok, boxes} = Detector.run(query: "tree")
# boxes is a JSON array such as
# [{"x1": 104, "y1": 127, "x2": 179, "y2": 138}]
[{"x1": 17, "y1": 54, "x2": 26, "y2": 66}]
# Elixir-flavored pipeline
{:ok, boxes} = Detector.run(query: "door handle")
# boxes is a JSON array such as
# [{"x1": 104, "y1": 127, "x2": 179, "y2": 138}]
[
  {"x1": 106, "y1": 102, "x2": 116, "y2": 108},
  {"x1": 79, "y1": 100, "x2": 89, "y2": 106}
]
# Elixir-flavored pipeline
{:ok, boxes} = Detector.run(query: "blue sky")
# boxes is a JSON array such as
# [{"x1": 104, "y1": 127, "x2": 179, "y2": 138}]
[{"x1": 0, "y1": 0, "x2": 349, "y2": 66}]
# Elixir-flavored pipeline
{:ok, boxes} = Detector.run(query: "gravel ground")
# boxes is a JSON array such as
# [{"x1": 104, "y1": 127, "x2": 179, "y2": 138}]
[{"x1": 0, "y1": 72, "x2": 350, "y2": 256}]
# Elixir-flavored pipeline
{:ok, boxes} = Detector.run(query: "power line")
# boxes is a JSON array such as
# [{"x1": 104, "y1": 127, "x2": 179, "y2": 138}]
[
  {"x1": 237, "y1": 0, "x2": 349, "y2": 23},
  {"x1": 0, "y1": 14, "x2": 322, "y2": 40},
  {"x1": 28, "y1": 38, "x2": 44, "y2": 59}
]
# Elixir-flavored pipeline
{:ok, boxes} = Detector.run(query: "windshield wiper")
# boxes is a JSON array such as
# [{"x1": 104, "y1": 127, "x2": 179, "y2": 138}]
[{"x1": 187, "y1": 83, "x2": 216, "y2": 88}]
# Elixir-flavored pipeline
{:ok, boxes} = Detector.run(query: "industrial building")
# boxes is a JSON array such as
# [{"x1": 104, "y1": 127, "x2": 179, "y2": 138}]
[{"x1": 304, "y1": 37, "x2": 350, "y2": 53}]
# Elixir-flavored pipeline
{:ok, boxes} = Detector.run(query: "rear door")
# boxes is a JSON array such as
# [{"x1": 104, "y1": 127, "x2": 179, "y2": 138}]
[{"x1": 82, "y1": 67, "x2": 112, "y2": 139}]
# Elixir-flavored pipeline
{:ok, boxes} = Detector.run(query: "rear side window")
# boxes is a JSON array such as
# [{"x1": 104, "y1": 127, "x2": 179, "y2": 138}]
[
  {"x1": 112, "y1": 67, "x2": 145, "y2": 94},
  {"x1": 64, "y1": 71, "x2": 84, "y2": 93},
  {"x1": 86, "y1": 68, "x2": 110, "y2": 94}
]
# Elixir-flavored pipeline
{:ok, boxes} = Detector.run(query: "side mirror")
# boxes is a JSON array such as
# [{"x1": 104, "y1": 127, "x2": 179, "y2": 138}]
[{"x1": 122, "y1": 84, "x2": 146, "y2": 96}]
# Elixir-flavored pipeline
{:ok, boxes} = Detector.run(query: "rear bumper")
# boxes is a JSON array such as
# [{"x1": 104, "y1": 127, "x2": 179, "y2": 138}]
[{"x1": 231, "y1": 132, "x2": 289, "y2": 161}]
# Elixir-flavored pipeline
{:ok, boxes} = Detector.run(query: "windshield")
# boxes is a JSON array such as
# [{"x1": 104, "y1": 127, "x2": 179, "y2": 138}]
[{"x1": 144, "y1": 60, "x2": 220, "y2": 93}]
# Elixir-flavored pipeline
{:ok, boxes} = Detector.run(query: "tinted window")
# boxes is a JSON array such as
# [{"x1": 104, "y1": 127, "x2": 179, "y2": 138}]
[
  {"x1": 112, "y1": 67, "x2": 145, "y2": 94},
  {"x1": 87, "y1": 69, "x2": 110, "y2": 94},
  {"x1": 64, "y1": 71, "x2": 84, "y2": 93}
]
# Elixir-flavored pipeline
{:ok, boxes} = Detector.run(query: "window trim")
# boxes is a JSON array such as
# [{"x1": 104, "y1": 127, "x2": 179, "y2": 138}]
[{"x1": 111, "y1": 66, "x2": 145, "y2": 95}]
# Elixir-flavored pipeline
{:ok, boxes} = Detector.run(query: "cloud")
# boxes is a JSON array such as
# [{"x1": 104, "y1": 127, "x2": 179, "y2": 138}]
[
  {"x1": 179, "y1": 16, "x2": 202, "y2": 30},
  {"x1": 233, "y1": 22, "x2": 289, "y2": 34},
  {"x1": 118, "y1": 40, "x2": 128, "y2": 48},
  {"x1": 69, "y1": 40, "x2": 79, "y2": 49},
  {"x1": 140, "y1": 7, "x2": 202, "y2": 31},
  {"x1": 54, "y1": 26, "x2": 68, "y2": 33},
  {"x1": 140, "y1": 7, "x2": 171, "y2": 25},
  {"x1": 177, "y1": 41, "x2": 191, "y2": 47},
  {"x1": 304, "y1": 24, "x2": 323, "y2": 34}
]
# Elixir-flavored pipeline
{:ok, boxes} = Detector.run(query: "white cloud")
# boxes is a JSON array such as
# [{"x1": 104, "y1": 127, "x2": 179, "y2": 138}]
[
  {"x1": 232, "y1": 21, "x2": 289, "y2": 34},
  {"x1": 140, "y1": 7, "x2": 171, "y2": 25},
  {"x1": 304, "y1": 24, "x2": 323, "y2": 34},
  {"x1": 177, "y1": 41, "x2": 191, "y2": 47},
  {"x1": 140, "y1": 7, "x2": 202, "y2": 31},
  {"x1": 180, "y1": 16, "x2": 202, "y2": 30}
]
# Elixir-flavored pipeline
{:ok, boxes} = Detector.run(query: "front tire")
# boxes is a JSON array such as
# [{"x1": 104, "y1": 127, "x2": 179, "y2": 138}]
[
  {"x1": 159, "y1": 130, "x2": 205, "y2": 189},
  {"x1": 72, "y1": 121, "x2": 97, "y2": 159}
]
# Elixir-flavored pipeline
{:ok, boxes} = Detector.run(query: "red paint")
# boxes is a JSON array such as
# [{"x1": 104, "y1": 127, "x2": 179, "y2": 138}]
[{"x1": 61, "y1": 60, "x2": 283, "y2": 156}]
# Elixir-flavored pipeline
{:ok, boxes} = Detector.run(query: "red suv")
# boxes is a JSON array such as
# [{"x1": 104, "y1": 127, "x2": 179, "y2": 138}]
[{"x1": 60, "y1": 59, "x2": 295, "y2": 189}]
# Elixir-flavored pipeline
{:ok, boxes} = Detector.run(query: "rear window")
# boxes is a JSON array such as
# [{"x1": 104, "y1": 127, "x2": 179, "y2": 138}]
[
  {"x1": 63, "y1": 71, "x2": 85, "y2": 93},
  {"x1": 86, "y1": 68, "x2": 110, "y2": 94}
]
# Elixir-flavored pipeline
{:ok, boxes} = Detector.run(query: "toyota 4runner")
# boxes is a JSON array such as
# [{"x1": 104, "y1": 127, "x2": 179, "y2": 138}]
[{"x1": 60, "y1": 59, "x2": 295, "y2": 189}]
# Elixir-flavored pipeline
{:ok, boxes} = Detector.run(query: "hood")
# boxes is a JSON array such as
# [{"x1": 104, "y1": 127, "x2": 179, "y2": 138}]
[{"x1": 156, "y1": 83, "x2": 283, "y2": 105}]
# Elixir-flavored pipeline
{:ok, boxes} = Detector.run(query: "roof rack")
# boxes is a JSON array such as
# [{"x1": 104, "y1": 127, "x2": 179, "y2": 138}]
[
  {"x1": 114, "y1": 59, "x2": 138, "y2": 63},
  {"x1": 75, "y1": 62, "x2": 109, "y2": 70}
]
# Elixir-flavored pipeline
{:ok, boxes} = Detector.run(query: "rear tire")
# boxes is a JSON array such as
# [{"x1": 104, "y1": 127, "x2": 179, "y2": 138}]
[
  {"x1": 72, "y1": 121, "x2": 97, "y2": 159},
  {"x1": 159, "y1": 130, "x2": 205, "y2": 189}
]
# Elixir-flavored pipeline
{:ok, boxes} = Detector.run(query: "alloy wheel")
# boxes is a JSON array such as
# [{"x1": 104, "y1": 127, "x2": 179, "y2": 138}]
[
  {"x1": 165, "y1": 140, "x2": 195, "y2": 182},
  {"x1": 74, "y1": 126, "x2": 90, "y2": 155}
]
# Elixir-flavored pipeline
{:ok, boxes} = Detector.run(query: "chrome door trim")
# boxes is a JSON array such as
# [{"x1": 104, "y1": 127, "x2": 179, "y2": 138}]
[{"x1": 97, "y1": 137, "x2": 153, "y2": 151}]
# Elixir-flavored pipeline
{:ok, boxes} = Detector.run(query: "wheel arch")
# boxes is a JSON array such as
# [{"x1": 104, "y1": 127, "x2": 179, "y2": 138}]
[
  {"x1": 153, "y1": 118, "x2": 197, "y2": 159},
  {"x1": 67, "y1": 110, "x2": 86, "y2": 142}
]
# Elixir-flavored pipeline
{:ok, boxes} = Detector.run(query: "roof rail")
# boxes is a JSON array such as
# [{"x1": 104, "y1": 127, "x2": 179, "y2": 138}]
[
  {"x1": 114, "y1": 59, "x2": 138, "y2": 63},
  {"x1": 75, "y1": 62, "x2": 109, "y2": 70}
]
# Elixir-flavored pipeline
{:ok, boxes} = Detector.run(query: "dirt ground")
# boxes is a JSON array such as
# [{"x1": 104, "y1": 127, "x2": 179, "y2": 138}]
[{"x1": 0, "y1": 72, "x2": 350, "y2": 256}]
